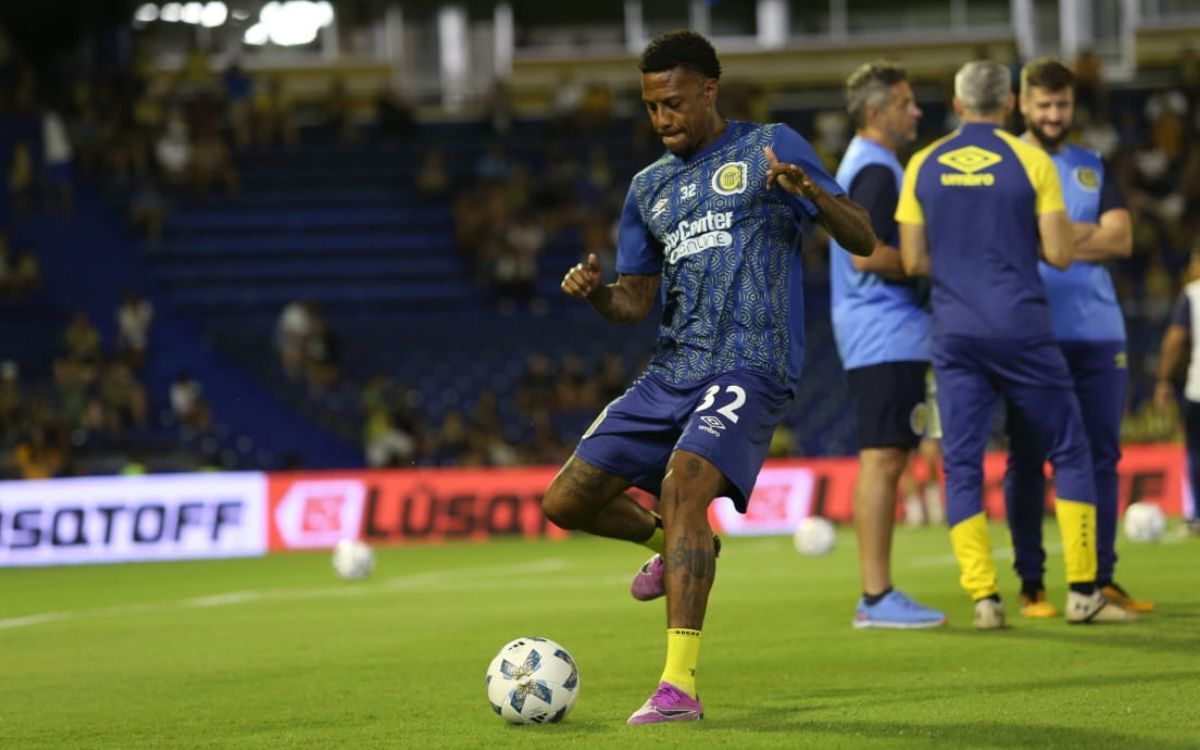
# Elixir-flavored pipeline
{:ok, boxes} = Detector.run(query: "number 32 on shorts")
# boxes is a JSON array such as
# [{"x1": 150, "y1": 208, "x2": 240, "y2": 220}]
[{"x1": 695, "y1": 384, "x2": 746, "y2": 424}]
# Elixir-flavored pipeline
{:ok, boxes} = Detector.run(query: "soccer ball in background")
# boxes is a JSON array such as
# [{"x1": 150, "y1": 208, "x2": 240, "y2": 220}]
[
  {"x1": 794, "y1": 516, "x2": 836, "y2": 556},
  {"x1": 331, "y1": 539, "x2": 375, "y2": 580},
  {"x1": 486, "y1": 637, "x2": 579, "y2": 724},
  {"x1": 1123, "y1": 502, "x2": 1167, "y2": 543}
]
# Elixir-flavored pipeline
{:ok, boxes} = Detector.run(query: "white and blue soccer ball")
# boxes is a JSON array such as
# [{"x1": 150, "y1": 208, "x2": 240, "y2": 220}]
[
  {"x1": 794, "y1": 516, "x2": 836, "y2": 556},
  {"x1": 331, "y1": 539, "x2": 375, "y2": 580},
  {"x1": 486, "y1": 637, "x2": 579, "y2": 724},
  {"x1": 1123, "y1": 502, "x2": 1167, "y2": 544}
]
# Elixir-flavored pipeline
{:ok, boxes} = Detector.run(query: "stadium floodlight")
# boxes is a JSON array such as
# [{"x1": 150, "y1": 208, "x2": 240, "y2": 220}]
[
  {"x1": 181, "y1": 2, "x2": 204, "y2": 24},
  {"x1": 243, "y1": 22, "x2": 269, "y2": 45},
  {"x1": 134, "y1": 3, "x2": 159, "y2": 22},
  {"x1": 160, "y1": 3, "x2": 182, "y2": 22},
  {"x1": 200, "y1": 2, "x2": 228, "y2": 28}
]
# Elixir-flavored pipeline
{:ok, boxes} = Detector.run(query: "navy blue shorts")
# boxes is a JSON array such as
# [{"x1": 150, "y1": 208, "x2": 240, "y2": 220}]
[
  {"x1": 574, "y1": 369, "x2": 793, "y2": 513},
  {"x1": 846, "y1": 361, "x2": 929, "y2": 450}
]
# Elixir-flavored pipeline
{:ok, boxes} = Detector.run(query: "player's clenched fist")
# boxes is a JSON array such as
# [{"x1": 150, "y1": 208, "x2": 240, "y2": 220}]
[{"x1": 561, "y1": 253, "x2": 604, "y2": 298}]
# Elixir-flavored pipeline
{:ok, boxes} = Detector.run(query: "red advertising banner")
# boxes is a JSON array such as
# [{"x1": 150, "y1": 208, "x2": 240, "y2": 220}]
[
  {"x1": 266, "y1": 443, "x2": 1192, "y2": 547},
  {"x1": 723, "y1": 443, "x2": 1189, "y2": 533},
  {"x1": 267, "y1": 467, "x2": 569, "y2": 550}
]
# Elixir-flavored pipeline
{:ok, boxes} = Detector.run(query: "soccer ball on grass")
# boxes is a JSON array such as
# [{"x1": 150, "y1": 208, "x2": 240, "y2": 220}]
[
  {"x1": 794, "y1": 516, "x2": 836, "y2": 556},
  {"x1": 331, "y1": 539, "x2": 375, "y2": 580},
  {"x1": 1123, "y1": 502, "x2": 1166, "y2": 543},
  {"x1": 486, "y1": 637, "x2": 579, "y2": 724}
]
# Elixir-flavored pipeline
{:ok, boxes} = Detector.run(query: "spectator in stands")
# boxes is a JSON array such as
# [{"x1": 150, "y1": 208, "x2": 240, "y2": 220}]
[
  {"x1": 42, "y1": 106, "x2": 74, "y2": 215},
  {"x1": 64, "y1": 311, "x2": 102, "y2": 364},
  {"x1": 101, "y1": 361, "x2": 149, "y2": 432},
  {"x1": 170, "y1": 370, "x2": 212, "y2": 432},
  {"x1": 302, "y1": 307, "x2": 340, "y2": 393},
  {"x1": 436, "y1": 409, "x2": 472, "y2": 465},
  {"x1": 5, "y1": 425, "x2": 66, "y2": 479},
  {"x1": 9, "y1": 246, "x2": 39, "y2": 293},
  {"x1": 116, "y1": 288, "x2": 153, "y2": 370},
  {"x1": 364, "y1": 407, "x2": 417, "y2": 467},
  {"x1": 223, "y1": 62, "x2": 254, "y2": 150},
  {"x1": 492, "y1": 210, "x2": 544, "y2": 308},
  {"x1": 415, "y1": 148, "x2": 450, "y2": 200},
  {"x1": 191, "y1": 130, "x2": 239, "y2": 195},
  {"x1": 254, "y1": 75, "x2": 297, "y2": 147},
  {"x1": 476, "y1": 141, "x2": 513, "y2": 182},
  {"x1": 0, "y1": 360, "x2": 20, "y2": 433},
  {"x1": 52, "y1": 357, "x2": 90, "y2": 428},
  {"x1": 155, "y1": 112, "x2": 192, "y2": 186},
  {"x1": 8, "y1": 139, "x2": 34, "y2": 216},
  {"x1": 276, "y1": 300, "x2": 313, "y2": 380}
]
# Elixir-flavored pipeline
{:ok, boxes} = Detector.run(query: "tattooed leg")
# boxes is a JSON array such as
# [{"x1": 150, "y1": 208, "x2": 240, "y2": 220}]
[
  {"x1": 660, "y1": 450, "x2": 727, "y2": 629},
  {"x1": 542, "y1": 455, "x2": 657, "y2": 542}
]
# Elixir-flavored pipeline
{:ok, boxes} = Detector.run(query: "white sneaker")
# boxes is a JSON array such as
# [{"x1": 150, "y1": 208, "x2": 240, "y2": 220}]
[
  {"x1": 1065, "y1": 590, "x2": 1141, "y2": 624},
  {"x1": 974, "y1": 597, "x2": 1005, "y2": 630}
]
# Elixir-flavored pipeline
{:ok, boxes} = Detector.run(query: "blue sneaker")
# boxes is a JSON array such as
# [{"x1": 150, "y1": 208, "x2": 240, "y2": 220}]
[{"x1": 853, "y1": 590, "x2": 946, "y2": 629}]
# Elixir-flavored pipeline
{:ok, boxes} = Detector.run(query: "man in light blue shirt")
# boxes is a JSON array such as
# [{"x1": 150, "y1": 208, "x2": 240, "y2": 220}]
[
  {"x1": 1005, "y1": 58, "x2": 1151, "y2": 617},
  {"x1": 830, "y1": 61, "x2": 945, "y2": 629}
]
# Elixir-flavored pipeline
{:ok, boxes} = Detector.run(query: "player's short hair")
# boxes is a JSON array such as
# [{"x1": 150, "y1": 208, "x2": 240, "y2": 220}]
[
  {"x1": 1020, "y1": 57, "x2": 1075, "y2": 96},
  {"x1": 954, "y1": 60, "x2": 1010, "y2": 114},
  {"x1": 845, "y1": 61, "x2": 908, "y2": 128},
  {"x1": 639, "y1": 30, "x2": 721, "y2": 81}
]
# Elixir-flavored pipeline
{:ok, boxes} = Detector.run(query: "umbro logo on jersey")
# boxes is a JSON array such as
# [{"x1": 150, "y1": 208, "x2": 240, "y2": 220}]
[
  {"x1": 700, "y1": 415, "x2": 726, "y2": 430},
  {"x1": 651, "y1": 198, "x2": 670, "y2": 219},
  {"x1": 938, "y1": 146, "x2": 1002, "y2": 173},
  {"x1": 938, "y1": 146, "x2": 1001, "y2": 187}
]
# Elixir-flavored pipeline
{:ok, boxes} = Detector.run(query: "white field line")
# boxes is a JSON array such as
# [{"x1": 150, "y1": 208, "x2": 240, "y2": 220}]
[{"x1": 0, "y1": 556, "x2": 571, "y2": 631}]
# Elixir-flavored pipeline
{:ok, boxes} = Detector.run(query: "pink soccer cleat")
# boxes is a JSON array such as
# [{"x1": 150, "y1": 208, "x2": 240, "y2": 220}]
[
  {"x1": 630, "y1": 554, "x2": 666, "y2": 601},
  {"x1": 627, "y1": 682, "x2": 704, "y2": 725},
  {"x1": 630, "y1": 536, "x2": 721, "y2": 602}
]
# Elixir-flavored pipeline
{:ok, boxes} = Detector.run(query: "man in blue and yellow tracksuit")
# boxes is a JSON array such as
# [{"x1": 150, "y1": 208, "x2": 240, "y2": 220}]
[{"x1": 895, "y1": 60, "x2": 1138, "y2": 628}]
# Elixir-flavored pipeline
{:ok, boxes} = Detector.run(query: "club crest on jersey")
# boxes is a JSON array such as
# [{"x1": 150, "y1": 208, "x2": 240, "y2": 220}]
[
  {"x1": 1072, "y1": 167, "x2": 1100, "y2": 192},
  {"x1": 711, "y1": 161, "x2": 748, "y2": 195},
  {"x1": 937, "y1": 146, "x2": 1001, "y2": 186}
]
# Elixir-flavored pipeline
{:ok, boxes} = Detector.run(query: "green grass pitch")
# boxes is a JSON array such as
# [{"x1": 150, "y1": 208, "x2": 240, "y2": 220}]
[{"x1": 2, "y1": 523, "x2": 1198, "y2": 749}]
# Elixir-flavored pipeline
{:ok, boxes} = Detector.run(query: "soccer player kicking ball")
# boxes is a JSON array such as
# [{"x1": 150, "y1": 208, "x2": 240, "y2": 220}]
[
  {"x1": 895, "y1": 60, "x2": 1138, "y2": 629},
  {"x1": 830, "y1": 61, "x2": 946, "y2": 629},
  {"x1": 543, "y1": 30, "x2": 876, "y2": 723},
  {"x1": 1004, "y1": 58, "x2": 1152, "y2": 618}
]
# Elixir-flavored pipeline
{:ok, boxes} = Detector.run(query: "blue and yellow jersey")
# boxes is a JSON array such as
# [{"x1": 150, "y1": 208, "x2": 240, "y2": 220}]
[
  {"x1": 830, "y1": 135, "x2": 931, "y2": 370},
  {"x1": 1037, "y1": 144, "x2": 1127, "y2": 342},
  {"x1": 617, "y1": 121, "x2": 842, "y2": 392},
  {"x1": 895, "y1": 122, "x2": 1065, "y2": 339}
]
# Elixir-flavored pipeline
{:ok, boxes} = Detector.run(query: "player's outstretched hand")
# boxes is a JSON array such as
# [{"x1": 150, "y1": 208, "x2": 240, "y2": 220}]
[
  {"x1": 765, "y1": 145, "x2": 821, "y2": 201},
  {"x1": 561, "y1": 253, "x2": 604, "y2": 299}
]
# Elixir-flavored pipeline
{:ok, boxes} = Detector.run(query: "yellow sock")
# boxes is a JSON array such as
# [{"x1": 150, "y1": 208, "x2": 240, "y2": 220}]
[
  {"x1": 660, "y1": 628, "x2": 701, "y2": 698},
  {"x1": 1055, "y1": 498, "x2": 1097, "y2": 584},
  {"x1": 641, "y1": 512, "x2": 665, "y2": 555},
  {"x1": 949, "y1": 512, "x2": 998, "y2": 600}
]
